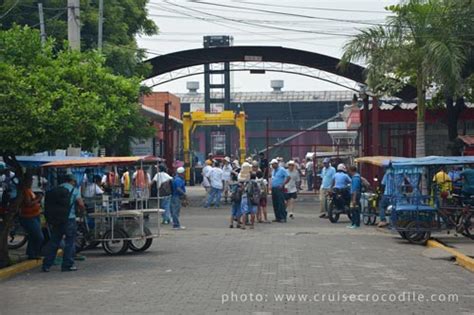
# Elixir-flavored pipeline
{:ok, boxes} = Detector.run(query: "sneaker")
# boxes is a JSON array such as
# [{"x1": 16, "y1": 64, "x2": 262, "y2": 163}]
[
  {"x1": 229, "y1": 224, "x2": 234, "y2": 228},
  {"x1": 346, "y1": 225, "x2": 354, "y2": 228},
  {"x1": 350, "y1": 225, "x2": 360, "y2": 229},
  {"x1": 319, "y1": 213, "x2": 327, "y2": 218},
  {"x1": 61, "y1": 266, "x2": 78, "y2": 272},
  {"x1": 173, "y1": 226, "x2": 186, "y2": 230},
  {"x1": 289, "y1": 213, "x2": 294, "y2": 219}
]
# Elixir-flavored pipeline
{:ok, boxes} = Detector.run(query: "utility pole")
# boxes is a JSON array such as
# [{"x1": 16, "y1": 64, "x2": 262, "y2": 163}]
[
  {"x1": 38, "y1": 2, "x2": 46, "y2": 46},
  {"x1": 67, "y1": 0, "x2": 80, "y2": 50},
  {"x1": 98, "y1": 0, "x2": 104, "y2": 51}
]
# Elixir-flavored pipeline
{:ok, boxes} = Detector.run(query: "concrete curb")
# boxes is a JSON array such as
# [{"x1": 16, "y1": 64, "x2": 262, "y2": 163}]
[
  {"x1": 427, "y1": 239, "x2": 474, "y2": 273},
  {"x1": 0, "y1": 258, "x2": 42, "y2": 281}
]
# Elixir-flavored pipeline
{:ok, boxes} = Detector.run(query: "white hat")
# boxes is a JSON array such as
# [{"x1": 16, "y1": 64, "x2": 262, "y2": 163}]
[
  {"x1": 270, "y1": 159, "x2": 278, "y2": 164},
  {"x1": 224, "y1": 156, "x2": 231, "y2": 162},
  {"x1": 287, "y1": 160, "x2": 295, "y2": 165},
  {"x1": 337, "y1": 163, "x2": 347, "y2": 172},
  {"x1": 177, "y1": 167, "x2": 185, "y2": 174}
]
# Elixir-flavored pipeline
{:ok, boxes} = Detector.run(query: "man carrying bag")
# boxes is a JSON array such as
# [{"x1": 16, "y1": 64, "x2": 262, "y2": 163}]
[{"x1": 42, "y1": 174, "x2": 85, "y2": 272}]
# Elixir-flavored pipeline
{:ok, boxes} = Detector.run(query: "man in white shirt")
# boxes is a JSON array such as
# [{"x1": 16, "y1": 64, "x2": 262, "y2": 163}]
[
  {"x1": 202, "y1": 160, "x2": 212, "y2": 193},
  {"x1": 152, "y1": 165, "x2": 173, "y2": 224},
  {"x1": 222, "y1": 157, "x2": 233, "y2": 203},
  {"x1": 205, "y1": 161, "x2": 224, "y2": 208}
]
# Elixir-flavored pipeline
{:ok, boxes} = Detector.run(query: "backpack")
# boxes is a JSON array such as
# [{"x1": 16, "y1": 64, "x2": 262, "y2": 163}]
[
  {"x1": 247, "y1": 181, "x2": 261, "y2": 206},
  {"x1": 258, "y1": 179, "x2": 268, "y2": 198},
  {"x1": 159, "y1": 179, "x2": 172, "y2": 197},
  {"x1": 44, "y1": 186, "x2": 74, "y2": 226},
  {"x1": 230, "y1": 183, "x2": 242, "y2": 203}
]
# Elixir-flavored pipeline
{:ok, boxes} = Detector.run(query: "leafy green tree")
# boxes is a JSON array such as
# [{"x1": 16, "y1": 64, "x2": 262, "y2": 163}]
[
  {"x1": 0, "y1": 26, "x2": 153, "y2": 267},
  {"x1": 0, "y1": 0, "x2": 157, "y2": 77},
  {"x1": 340, "y1": 0, "x2": 469, "y2": 157}
]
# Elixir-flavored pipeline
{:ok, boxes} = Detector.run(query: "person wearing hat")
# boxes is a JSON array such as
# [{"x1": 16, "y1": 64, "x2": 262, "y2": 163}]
[
  {"x1": 152, "y1": 165, "x2": 173, "y2": 224},
  {"x1": 319, "y1": 158, "x2": 335, "y2": 218},
  {"x1": 270, "y1": 158, "x2": 290, "y2": 222},
  {"x1": 331, "y1": 163, "x2": 352, "y2": 209},
  {"x1": 42, "y1": 174, "x2": 85, "y2": 272},
  {"x1": 285, "y1": 161, "x2": 300, "y2": 219},
  {"x1": 205, "y1": 160, "x2": 224, "y2": 208},
  {"x1": 222, "y1": 157, "x2": 233, "y2": 203},
  {"x1": 171, "y1": 167, "x2": 187, "y2": 230}
]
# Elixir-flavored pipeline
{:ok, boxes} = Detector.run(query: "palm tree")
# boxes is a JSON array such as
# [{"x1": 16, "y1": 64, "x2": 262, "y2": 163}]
[{"x1": 340, "y1": 0, "x2": 467, "y2": 157}]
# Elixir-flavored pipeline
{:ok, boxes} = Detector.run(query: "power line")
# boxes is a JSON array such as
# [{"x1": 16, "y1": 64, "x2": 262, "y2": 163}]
[{"x1": 0, "y1": 0, "x2": 20, "y2": 20}]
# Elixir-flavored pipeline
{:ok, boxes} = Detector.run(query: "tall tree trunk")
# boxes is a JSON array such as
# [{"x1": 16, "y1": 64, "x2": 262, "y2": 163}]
[
  {"x1": 446, "y1": 96, "x2": 465, "y2": 155},
  {"x1": 415, "y1": 71, "x2": 426, "y2": 157}
]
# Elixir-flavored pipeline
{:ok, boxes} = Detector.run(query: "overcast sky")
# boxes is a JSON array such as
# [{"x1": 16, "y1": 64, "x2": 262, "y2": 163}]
[{"x1": 137, "y1": 0, "x2": 399, "y2": 93}]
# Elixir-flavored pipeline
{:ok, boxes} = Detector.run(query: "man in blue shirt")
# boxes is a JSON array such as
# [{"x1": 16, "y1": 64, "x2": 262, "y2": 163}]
[
  {"x1": 348, "y1": 166, "x2": 361, "y2": 228},
  {"x1": 319, "y1": 158, "x2": 335, "y2": 218},
  {"x1": 271, "y1": 159, "x2": 290, "y2": 222},
  {"x1": 377, "y1": 169, "x2": 394, "y2": 228},
  {"x1": 43, "y1": 174, "x2": 85, "y2": 272},
  {"x1": 171, "y1": 167, "x2": 187, "y2": 230}
]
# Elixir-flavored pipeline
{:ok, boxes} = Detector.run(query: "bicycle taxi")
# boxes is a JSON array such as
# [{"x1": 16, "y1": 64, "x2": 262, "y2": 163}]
[
  {"x1": 42, "y1": 156, "x2": 163, "y2": 255},
  {"x1": 359, "y1": 156, "x2": 474, "y2": 245}
]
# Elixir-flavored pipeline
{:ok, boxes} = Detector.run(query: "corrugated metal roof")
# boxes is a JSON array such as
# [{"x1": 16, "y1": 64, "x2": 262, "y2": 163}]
[{"x1": 177, "y1": 90, "x2": 357, "y2": 103}]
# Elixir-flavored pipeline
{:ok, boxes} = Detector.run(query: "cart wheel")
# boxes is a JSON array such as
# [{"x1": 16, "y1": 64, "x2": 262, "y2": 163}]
[
  {"x1": 75, "y1": 224, "x2": 87, "y2": 253},
  {"x1": 102, "y1": 229, "x2": 129, "y2": 255},
  {"x1": 398, "y1": 231, "x2": 407, "y2": 239},
  {"x1": 327, "y1": 202, "x2": 340, "y2": 223},
  {"x1": 363, "y1": 215, "x2": 371, "y2": 225},
  {"x1": 461, "y1": 213, "x2": 474, "y2": 240},
  {"x1": 8, "y1": 226, "x2": 28, "y2": 250},
  {"x1": 129, "y1": 227, "x2": 153, "y2": 252},
  {"x1": 404, "y1": 221, "x2": 431, "y2": 245}
]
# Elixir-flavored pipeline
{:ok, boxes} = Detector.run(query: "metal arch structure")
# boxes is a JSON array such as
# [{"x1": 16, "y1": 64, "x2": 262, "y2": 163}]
[
  {"x1": 143, "y1": 62, "x2": 361, "y2": 92},
  {"x1": 144, "y1": 46, "x2": 417, "y2": 100}
]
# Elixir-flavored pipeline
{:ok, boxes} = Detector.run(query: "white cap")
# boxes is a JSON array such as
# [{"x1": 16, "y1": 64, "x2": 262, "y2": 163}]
[
  {"x1": 337, "y1": 163, "x2": 347, "y2": 172},
  {"x1": 287, "y1": 160, "x2": 295, "y2": 165},
  {"x1": 177, "y1": 167, "x2": 185, "y2": 174},
  {"x1": 224, "y1": 156, "x2": 231, "y2": 162},
  {"x1": 270, "y1": 159, "x2": 278, "y2": 164}
]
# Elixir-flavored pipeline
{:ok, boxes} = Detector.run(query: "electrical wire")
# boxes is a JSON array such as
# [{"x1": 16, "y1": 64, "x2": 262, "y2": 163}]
[{"x1": 0, "y1": 0, "x2": 20, "y2": 20}]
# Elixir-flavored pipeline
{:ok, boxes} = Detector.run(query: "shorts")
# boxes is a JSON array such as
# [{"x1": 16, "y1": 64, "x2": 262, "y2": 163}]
[
  {"x1": 259, "y1": 196, "x2": 267, "y2": 207},
  {"x1": 285, "y1": 192, "x2": 297, "y2": 200},
  {"x1": 241, "y1": 196, "x2": 257, "y2": 215},
  {"x1": 231, "y1": 203, "x2": 241, "y2": 217}
]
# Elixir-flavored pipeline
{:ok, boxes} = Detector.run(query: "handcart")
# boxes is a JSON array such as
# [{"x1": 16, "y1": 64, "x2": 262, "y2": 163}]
[{"x1": 43, "y1": 156, "x2": 163, "y2": 255}]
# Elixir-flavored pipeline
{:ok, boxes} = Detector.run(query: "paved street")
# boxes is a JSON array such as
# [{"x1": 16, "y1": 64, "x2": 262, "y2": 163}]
[{"x1": 2, "y1": 197, "x2": 474, "y2": 314}]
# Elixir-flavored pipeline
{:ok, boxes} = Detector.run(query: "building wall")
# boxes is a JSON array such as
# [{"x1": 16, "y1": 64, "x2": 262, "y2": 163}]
[{"x1": 142, "y1": 92, "x2": 181, "y2": 119}]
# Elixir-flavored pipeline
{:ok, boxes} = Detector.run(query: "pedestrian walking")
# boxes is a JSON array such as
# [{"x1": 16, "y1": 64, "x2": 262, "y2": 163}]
[
  {"x1": 228, "y1": 172, "x2": 242, "y2": 228},
  {"x1": 43, "y1": 174, "x2": 85, "y2": 272},
  {"x1": 19, "y1": 175, "x2": 44, "y2": 260},
  {"x1": 152, "y1": 165, "x2": 173, "y2": 225},
  {"x1": 202, "y1": 160, "x2": 212, "y2": 203},
  {"x1": 348, "y1": 165, "x2": 362, "y2": 229},
  {"x1": 377, "y1": 170, "x2": 394, "y2": 228},
  {"x1": 222, "y1": 157, "x2": 233, "y2": 203},
  {"x1": 205, "y1": 161, "x2": 224, "y2": 208},
  {"x1": 305, "y1": 158, "x2": 314, "y2": 191},
  {"x1": 240, "y1": 172, "x2": 260, "y2": 229},
  {"x1": 270, "y1": 159, "x2": 290, "y2": 223},
  {"x1": 171, "y1": 167, "x2": 187, "y2": 230},
  {"x1": 319, "y1": 158, "x2": 335, "y2": 218},
  {"x1": 256, "y1": 170, "x2": 270, "y2": 223},
  {"x1": 285, "y1": 160, "x2": 300, "y2": 219}
]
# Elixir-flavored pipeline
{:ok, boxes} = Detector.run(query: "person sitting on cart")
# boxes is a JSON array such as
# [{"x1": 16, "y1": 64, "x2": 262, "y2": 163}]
[
  {"x1": 432, "y1": 166, "x2": 452, "y2": 205},
  {"x1": 448, "y1": 166, "x2": 462, "y2": 195},
  {"x1": 331, "y1": 163, "x2": 351, "y2": 206},
  {"x1": 377, "y1": 169, "x2": 394, "y2": 228}
]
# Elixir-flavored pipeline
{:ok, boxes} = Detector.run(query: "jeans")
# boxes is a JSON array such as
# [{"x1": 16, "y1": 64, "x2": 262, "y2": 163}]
[
  {"x1": 160, "y1": 195, "x2": 172, "y2": 222},
  {"x1": 43, "y1": 219, "x2": 77, "y2": 270},
  {"x1": 205, "y1": 187, "x2": 222, "y2": 208},
  {"x1": 19, "y1": 216, "x2": 44, "y2": 259},
  {"x1": 351, "y1": 198, "x2": 361, "y2": 227},
  {"x1": 379, "y1": 195, "x2": 391, "y2": 222},
  {"x1": 271, "y1": 187, "x2": 287, "y2": 221},
  {"x1": 307, "y1": 173, "x2": 313, "y2": 191},
  {"x1": 171, "y1": 196, "x2": 182, "y2": 228}
]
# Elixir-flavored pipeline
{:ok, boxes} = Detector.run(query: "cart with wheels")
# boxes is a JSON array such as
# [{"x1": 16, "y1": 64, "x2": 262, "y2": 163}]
[{"x1": 42, "y1": 156, "x2": 164, "y2": 255}]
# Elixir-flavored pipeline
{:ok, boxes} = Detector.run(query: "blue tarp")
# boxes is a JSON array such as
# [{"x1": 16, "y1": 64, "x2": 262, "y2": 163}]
[
  {"x1": 389, "y1": 156, "x2": 474, "y2": 168},
  {"x1": 15, "y1": 156, "x2": 90, "y2": 168}
]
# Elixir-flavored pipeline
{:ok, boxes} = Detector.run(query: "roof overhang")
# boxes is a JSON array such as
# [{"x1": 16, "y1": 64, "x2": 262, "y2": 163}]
[{"x1": 140, "y1": 105, "x2": 183, "y2": 125}]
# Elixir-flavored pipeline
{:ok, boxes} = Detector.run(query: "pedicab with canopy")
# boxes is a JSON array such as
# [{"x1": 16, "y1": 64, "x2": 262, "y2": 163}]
[{"x1": 42, "y1": 156, "x2": 163, "y2": 255}]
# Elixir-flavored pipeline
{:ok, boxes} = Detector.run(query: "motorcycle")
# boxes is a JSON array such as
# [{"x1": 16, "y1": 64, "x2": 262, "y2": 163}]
[{"x1": 326, "y1": 188, "x2": 352, "y2": 223}]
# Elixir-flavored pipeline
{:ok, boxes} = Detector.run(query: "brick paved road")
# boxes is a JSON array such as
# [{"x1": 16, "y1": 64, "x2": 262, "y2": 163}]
[{"x1": 2, "y1": 200, "x2": 474, "y2": 314}]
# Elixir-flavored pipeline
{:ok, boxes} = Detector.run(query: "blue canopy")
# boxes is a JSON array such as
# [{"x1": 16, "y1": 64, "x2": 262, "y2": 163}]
[
  {"x1": 389, "y1": 156, "x2": 474, "y2": 168},
  {"x1": 15, "y1": 156, "x2": 90, "y2": 168}
]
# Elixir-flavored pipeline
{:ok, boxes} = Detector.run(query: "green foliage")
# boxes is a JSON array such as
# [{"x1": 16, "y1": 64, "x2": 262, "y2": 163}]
[
  {"x1": 0, "y1": 0, "x2": 158, "y2": 77},
  {"x1": 0, "y1": 26, "x2": 153, "y2": 156}
]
